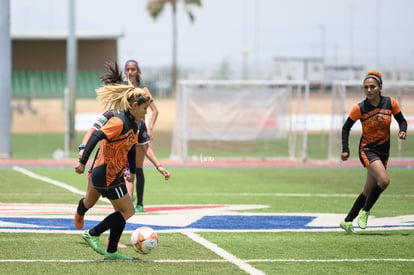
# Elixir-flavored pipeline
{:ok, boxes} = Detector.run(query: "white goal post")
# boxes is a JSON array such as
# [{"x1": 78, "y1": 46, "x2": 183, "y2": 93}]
[
  {"x1": 170, "y1": 80, "x2": 310, "y2": 162},
  {"x1": 328, "y1": 80, "x2": 414, "y2": 161}
]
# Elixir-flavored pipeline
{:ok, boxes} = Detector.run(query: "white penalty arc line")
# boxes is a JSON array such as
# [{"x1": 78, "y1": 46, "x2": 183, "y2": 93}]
[
  {"x1": 0, "y1": 258, "x2": 413, "y2": 263},
  {"x1": 183, "y1": 232, "x2": 266, "y2": 275},
  {"x1": 12, "y1": 166, "x2": 108, "y2": 203}
]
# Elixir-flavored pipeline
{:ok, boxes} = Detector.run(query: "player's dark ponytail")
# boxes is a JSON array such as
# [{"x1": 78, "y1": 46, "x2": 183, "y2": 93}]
[{"x1": 100, "y1": 61, "x2": 123, "y2": 84}]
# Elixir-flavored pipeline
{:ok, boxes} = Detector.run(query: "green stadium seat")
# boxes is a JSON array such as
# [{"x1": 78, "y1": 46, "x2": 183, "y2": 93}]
[{"x1": 12, "y1": 70, "x2": 102, "y2": 98}]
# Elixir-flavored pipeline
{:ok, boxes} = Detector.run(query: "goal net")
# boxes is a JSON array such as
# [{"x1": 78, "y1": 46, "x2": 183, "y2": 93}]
[
  {"x1": 170, "y1": 80, "x2": 310, "y2": 162},
  {"x1": 328, "y1": 80, "x2": 414, "y2": 161}
]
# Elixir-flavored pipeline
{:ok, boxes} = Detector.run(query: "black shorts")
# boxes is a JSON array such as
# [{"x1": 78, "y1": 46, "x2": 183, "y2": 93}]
[
  {"x1": 91, "y1": 165, "x2": 128, "y2": 200},
  {"x1": 359, "y1": 149, "x2": 389, "y2": 168},
  {"x1": 96, "y1": 184, "x2": 128, "y2": 200}
]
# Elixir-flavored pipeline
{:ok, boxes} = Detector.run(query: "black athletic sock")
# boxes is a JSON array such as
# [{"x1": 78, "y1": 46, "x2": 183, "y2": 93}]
[
  {"x1": 89, "y1": 211, "x2": 120, "y2": 237},
  {"x1": 363, "y1": 184, "x2": 384, "y2": 211},
  {"x1": 136, "y1": 167, "x2": 145, "y2": 206},
  {"x1": 107, "y1": 212, "x2": 126, "y2": 253},
  {"x1": 345, "y1": 193, "x2": 366, "y2": 222},
  {"x1": 77, "y1": 198, "x2": 89, "y2": 216}
]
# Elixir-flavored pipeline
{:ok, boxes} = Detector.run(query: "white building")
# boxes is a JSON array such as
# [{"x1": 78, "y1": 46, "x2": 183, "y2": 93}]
[{"x1": 273, "y1": 57, "x2": 324, "y2": 86}]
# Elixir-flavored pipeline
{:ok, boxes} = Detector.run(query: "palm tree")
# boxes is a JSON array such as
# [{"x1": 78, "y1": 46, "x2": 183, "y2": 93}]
[{"x1": 147, "y1": 0, "x2": 202, "y2": 96}]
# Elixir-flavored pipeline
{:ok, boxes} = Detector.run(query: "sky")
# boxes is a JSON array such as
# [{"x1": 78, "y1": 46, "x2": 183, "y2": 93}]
[{"x1": 9, "y1": 0, "x2": 414, "y2": 74}]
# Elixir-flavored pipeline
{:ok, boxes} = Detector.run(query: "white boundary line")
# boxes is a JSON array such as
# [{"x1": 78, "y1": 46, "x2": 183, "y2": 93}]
[
  {"x1": 9, "y1": 166, "x2": 414, "y2": 273},
  {"x1": 0, "y1": 259, "x2": 228, "y2": 263},
  {"x1": 245, "y1": 258, "x2": 414, "y2": 263},
  {"x1": 1, "y1": 226, "x2": 414, "y2": 234},
  {"x1": 183, "y1": 232, "x2": 266, "y2": 275},
  {"x1": 11, "y1": 165, "x2": 266, "y2": 274},
  {"x1": 12, "y1": 166, "x2": 108, "y2": 203},
  {"x1": 12, "y1": 166, "x2": 413, "y2": 199},
  {"x1": 179, "y1": 193, "x2": 414, "y2": 198},
  {"x1": 0, "y1": 258, "x2": 413, "y2": 263},
  {"x1": 12, "y1": 166, "x2": 84, "y2": 195}
]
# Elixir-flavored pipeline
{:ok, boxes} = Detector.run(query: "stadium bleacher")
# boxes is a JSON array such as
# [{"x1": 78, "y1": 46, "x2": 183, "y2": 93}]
[{"x1": 12, "y1": 71, "x2": 102, "y2": 98}]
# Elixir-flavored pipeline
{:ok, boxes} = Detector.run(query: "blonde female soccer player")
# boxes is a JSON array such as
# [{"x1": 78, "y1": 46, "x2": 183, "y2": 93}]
[
  {"x1": 75, "y1": 83, "x2": 151, "y2": 260},
  {"x1": 74, "y1": 62, "x2": 170, "y2": 249},
  {"x1": 74, "y1": 62, "x2": 169, "y2": 218}
]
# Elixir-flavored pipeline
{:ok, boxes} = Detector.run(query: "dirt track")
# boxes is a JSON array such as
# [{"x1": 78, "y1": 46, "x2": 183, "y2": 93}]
[
  {"x1": 11, "y1": 93, "x2": 414, "y2": 134},
  {"x1": 11, "y1": 98, "x2": 177, "y2": 133}
]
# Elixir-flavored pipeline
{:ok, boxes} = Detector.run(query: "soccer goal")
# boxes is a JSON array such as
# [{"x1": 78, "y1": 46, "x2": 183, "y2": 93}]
[
  {"x1": 328, "y1": 80, "x2": 414, "y2": 161},
  {"x1": 170, "y1": 80, "x2": 310, "y2": 162}
]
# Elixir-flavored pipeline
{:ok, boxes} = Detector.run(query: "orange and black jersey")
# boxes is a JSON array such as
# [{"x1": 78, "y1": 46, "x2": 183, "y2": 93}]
[
  {"x1": 342, "y1": 96, "x2": 407, "y2": 154},
  {"x1": 79, "y1": 111, "x2": 138, "y2": 187}
]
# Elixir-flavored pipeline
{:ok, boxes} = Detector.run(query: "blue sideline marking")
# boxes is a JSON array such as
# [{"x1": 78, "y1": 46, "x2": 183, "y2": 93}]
[
  {"x1": 1, "y1": 215, "x2": 316, "y2": 231},
  {"x1": 1, "y1": 215, "x2": 413, "y2": 231}
]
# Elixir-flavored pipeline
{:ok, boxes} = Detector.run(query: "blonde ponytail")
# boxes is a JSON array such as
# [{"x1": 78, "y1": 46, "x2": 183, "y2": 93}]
[{"x1": 96, "y1": 84, "x2": 149, "y2": 111}]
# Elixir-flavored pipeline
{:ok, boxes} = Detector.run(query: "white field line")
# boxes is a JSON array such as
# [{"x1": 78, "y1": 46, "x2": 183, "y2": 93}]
[
  {"x1": 0, "y1": 258, "x2": 413, "y2": 263},
  {"x1": 12, "y1": 166, "x2": 108, "y2": 203},
  {"x1": 183, "y1": 232, "x2": 266, "y2": 275},
  {"x1": 245, "y1": 258, "x2": 414, "y2": 263},
  {"x1": 8, "y1": 166, "x2": 413, "y2": 270},
  {"x1": 179, "y1": 193, "x2": 414, "y2": 198},
  {"x1": 2, "y1": 226, "x2": 414, "y2": 234},
  {"x1": 0, "y1": 259, "x2": 227, "y2": 263},
  {"x1": 12, "y1": 165, "x2": 413, "y2": 199}
]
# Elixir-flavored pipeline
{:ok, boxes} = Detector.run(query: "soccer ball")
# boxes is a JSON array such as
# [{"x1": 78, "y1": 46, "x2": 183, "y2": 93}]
[{"x1": 130, "y1": 226, "x2": 158, "y2": 254}]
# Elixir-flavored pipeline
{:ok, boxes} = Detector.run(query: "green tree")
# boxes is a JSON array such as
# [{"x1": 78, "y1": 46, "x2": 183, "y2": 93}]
[{"x1": 147, "y1": 0, "x2": 202, "y2": 96}]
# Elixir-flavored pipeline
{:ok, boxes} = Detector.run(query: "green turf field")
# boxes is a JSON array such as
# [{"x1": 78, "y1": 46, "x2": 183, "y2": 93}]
[
  {"x1": 10, "y1": 132, "x2": 414, "y2": 160},
  {"x1": 0, "y1": 166, "x2": 413, "y2": 274}
]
